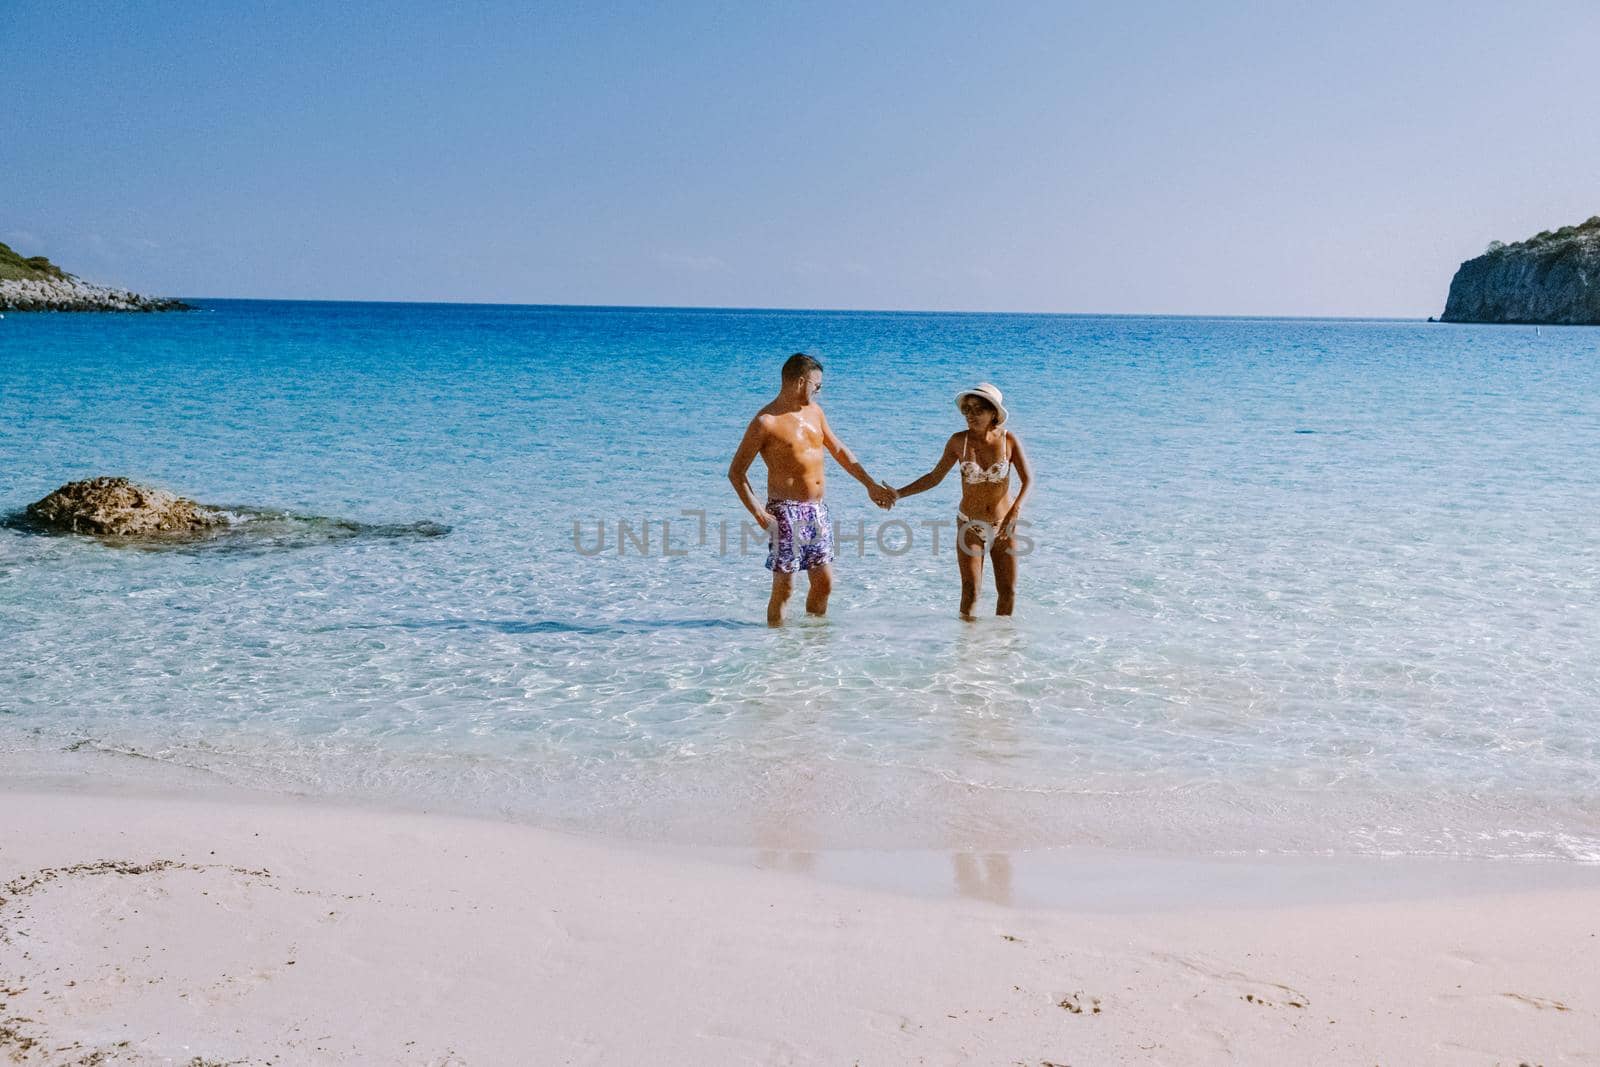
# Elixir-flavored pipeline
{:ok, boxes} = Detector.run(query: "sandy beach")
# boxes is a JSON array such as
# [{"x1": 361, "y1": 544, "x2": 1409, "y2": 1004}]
[{"x1": 2, "y1": 788, "x2": 1595, "y2": 1065}]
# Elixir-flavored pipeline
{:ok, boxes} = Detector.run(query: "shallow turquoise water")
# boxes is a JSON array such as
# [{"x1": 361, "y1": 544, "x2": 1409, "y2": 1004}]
[{"x1": 2, "y1": 301, "x2": 1598, "y2": 858}]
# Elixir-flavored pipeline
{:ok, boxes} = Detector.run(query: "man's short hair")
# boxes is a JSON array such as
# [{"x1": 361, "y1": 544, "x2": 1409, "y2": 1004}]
[{"x1": 781, "y1": 352, "x2": 823, "y2": 381}]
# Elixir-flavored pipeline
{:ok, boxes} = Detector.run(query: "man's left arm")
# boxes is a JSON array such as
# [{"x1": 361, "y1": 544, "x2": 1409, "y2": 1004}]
[{"x1": 822, "y1": 413, "x2": 895, "y2": 509}]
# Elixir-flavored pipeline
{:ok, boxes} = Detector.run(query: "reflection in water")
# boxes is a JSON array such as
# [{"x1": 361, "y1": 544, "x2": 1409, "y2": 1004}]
[
  {"x1": 952, "y1": 852, "x2": 1014, "y2": 904},
  {"x1": 948, "y1": 619, "x2": 1029, "y2": 769},
  {"x1": 953, "y1": 696, "x2": 1023, "y2": 768},
  {"x1": 745, "y1": 621, "x2": 838, "y2": 859},
  {"x1": 953, "y1": 617, "x2": 1024, "y2": 656},
  {"x1": 756, "y1": 849, "x2": 818, "y2": 874}
]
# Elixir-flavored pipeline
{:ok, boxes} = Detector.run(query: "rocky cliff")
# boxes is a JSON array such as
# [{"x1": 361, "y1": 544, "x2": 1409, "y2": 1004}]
[
  {"x1": 0, "y1": 242, "x2": 192, "y2": 312},
  {"x1": 1441, "y1": 216, "x2": 1600, "y2": 325}
]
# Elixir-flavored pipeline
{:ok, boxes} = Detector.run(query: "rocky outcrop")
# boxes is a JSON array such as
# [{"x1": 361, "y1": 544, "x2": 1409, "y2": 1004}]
[
  {"x1": 1441, "y1": 216, "x2": 1600, "y2": 325},
  {"x1": 22, "y1": 478, "x2": 226, "y2": 537},
  {"x1": 9, "y1": 477, "x2": 451, "y2": 547},
  {"x1": 0, "y1": 242, "x2": 192, "y2": 312},
  {"x1": 0, "y1": 276, "x2": 193, "y2": 312}
]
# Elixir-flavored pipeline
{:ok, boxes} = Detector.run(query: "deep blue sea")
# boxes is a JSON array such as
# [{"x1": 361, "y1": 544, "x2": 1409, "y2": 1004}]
[{"x1": 2, "y1": 300, "x2": 1598, "y2": 859}]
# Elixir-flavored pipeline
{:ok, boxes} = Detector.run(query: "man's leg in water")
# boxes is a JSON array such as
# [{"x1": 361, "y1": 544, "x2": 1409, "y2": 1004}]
[
  {"x1": 768, "y1": 570, "x2": 794, "y2": 627},
  {"x1": 805, "y1": 563, "x2": 833, "y2": 615}
]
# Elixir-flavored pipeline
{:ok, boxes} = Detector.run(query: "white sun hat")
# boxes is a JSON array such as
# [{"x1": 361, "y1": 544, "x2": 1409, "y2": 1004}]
[{"x1": 955, "y1": 382, "x2": 1008, "y2": 425}]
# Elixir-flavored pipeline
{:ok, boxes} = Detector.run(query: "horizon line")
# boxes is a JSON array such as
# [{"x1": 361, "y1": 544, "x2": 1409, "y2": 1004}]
[{"x1": 175, "y1": 296, "x2": 1439, "y2": 323}]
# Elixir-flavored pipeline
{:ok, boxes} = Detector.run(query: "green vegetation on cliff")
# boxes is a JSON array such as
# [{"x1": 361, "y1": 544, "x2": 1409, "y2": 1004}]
[
  {"x1": 1480, "y1": 215, "x2": 1600, "y2": 258},
  {"x1": 0, "y1": 241, "x2": 71, "y2": 282}
]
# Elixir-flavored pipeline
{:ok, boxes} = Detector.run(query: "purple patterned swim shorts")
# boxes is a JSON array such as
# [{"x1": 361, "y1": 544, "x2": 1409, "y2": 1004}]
[{"x1": 764, "y1": 499, "x2": 835, "y2": 573}]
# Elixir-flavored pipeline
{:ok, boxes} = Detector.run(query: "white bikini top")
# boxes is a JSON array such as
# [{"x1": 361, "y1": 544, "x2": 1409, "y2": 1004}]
[{"x1": 959, "y1": 431, "x2": 1010, "y2": 484}]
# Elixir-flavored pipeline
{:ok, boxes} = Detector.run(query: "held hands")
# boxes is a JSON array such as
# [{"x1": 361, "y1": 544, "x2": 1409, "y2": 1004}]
[{"x1": 868, "y1": 480, "x2": 898, "y2": 510}]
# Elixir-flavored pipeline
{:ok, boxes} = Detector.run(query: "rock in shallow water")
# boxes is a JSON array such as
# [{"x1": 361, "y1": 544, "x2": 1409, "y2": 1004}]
[
  {"x1": 12, "y1": 477, "x2": 451, "y2": 549},
  {"x1": 24, "y1": 477, "x2": 227, "y2": 536}
]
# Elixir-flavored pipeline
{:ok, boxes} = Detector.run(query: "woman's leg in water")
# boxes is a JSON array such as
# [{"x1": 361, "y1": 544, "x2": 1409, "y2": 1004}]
[
  {"x1": 957, "y1": 520, "x2": 986, "y2": 620},
  {"x1": 991, "y1": 526, "x2": 1018, "y2": 616}
]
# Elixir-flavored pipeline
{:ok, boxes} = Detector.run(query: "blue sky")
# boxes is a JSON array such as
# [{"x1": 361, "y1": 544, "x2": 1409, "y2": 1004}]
[{"x1": 5, "y1": 1, "x2": 1597, "y2": 315}]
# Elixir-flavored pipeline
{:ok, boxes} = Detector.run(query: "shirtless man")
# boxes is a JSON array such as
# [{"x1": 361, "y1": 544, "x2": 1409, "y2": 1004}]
[{"x1": 728, "y1": 353, "x2": 896, "y2": 626}]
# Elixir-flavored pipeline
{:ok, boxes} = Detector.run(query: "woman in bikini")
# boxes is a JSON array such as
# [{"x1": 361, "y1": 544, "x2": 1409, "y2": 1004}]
[{"x1": 894, "y1": 383, "x2": 1033, "y2": 620}]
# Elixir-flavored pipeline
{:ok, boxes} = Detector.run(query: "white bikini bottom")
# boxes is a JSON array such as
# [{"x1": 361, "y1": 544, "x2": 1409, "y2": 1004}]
[{"x1": 956, "y1": 512, "x2": 999, "y2": 546}]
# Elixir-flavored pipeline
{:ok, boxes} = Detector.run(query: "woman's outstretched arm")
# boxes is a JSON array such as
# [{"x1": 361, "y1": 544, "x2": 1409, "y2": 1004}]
[{"x1": 895, "y1": 434, "x2": 960, "y2": 499}]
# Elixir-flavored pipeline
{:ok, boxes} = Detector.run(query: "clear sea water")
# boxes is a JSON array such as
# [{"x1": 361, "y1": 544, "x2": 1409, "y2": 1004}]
[{"x1": 2, "y1": 300, "x2": 1598, "y2": 861}]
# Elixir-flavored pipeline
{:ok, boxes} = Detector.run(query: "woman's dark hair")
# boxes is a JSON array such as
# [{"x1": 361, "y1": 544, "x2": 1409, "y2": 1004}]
[{"x1": 781, "y1": 352, "x2": 824, "y2": 381}]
